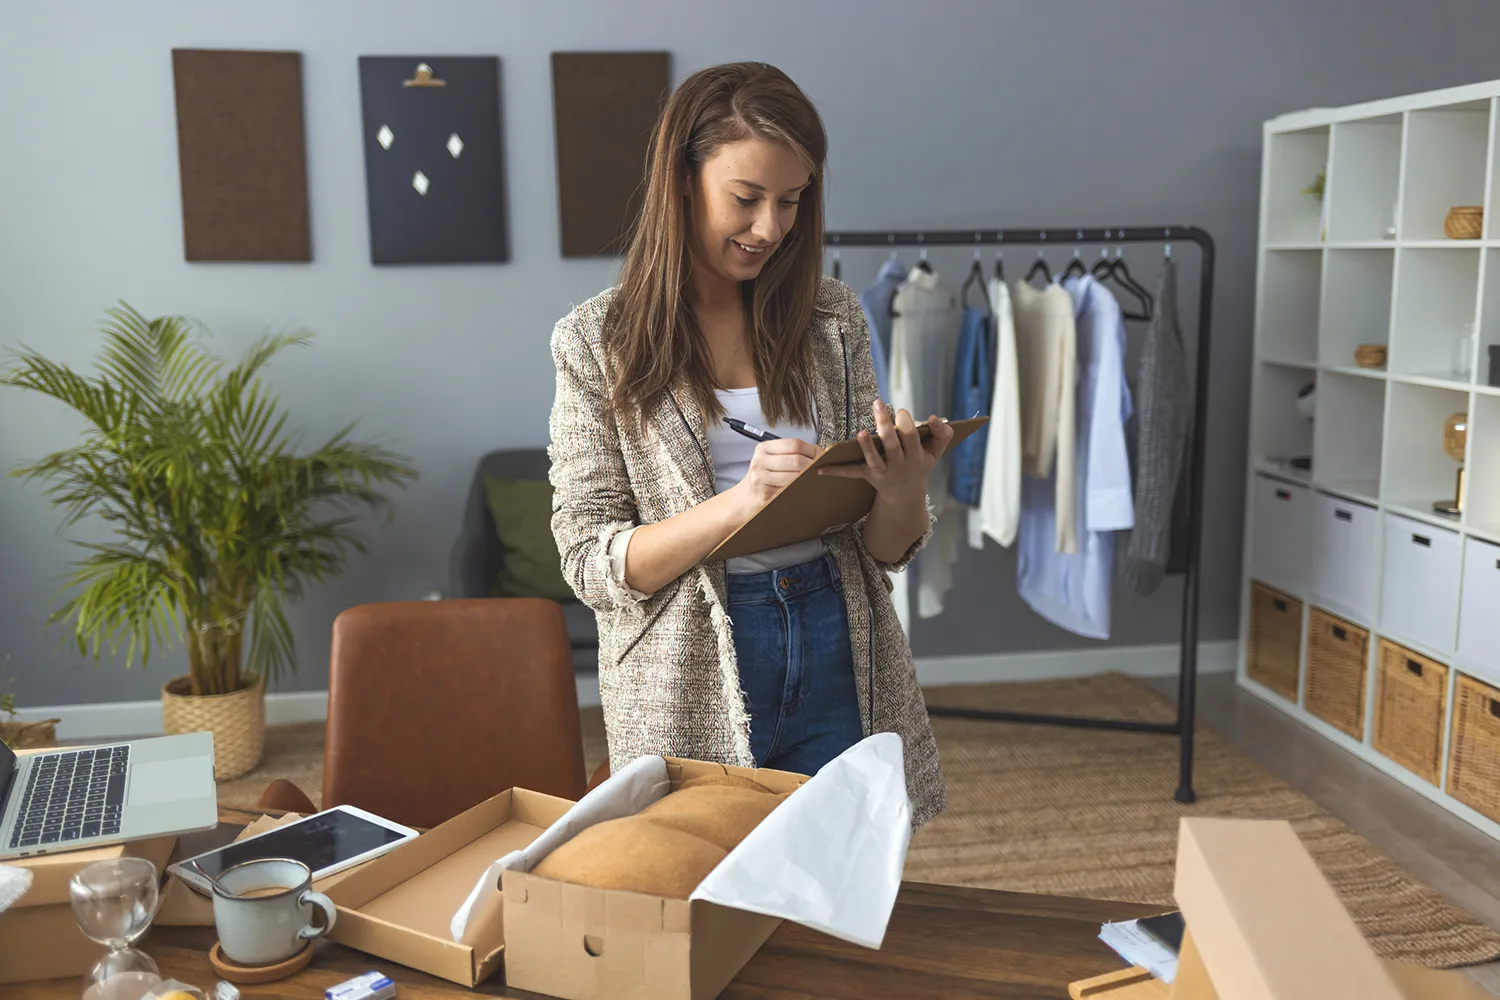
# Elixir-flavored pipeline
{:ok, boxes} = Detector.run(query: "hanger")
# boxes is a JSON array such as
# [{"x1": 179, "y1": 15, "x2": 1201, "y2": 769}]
[
  {"x1": 994, "y1": 248, "x2": 1005, "y2": 281},
  {"x1": 1061, "y1": 248, "x2": 1088, "y2": 280},
  {"x1": 1093, "y1": 245, "x2": 1153, "y2": 321},
  {"x1": 831, "y1": 251, "x2": 841, "y2": 281},
  {"x1": 1024, "y1": 249, "x2": 1051, "y2": 287},
  {"x1": 961, "y1": 250, "x2": 992, "y2": 313},
  {"x1": 915, "y1": 243, "x2": 932, "y2": 273}
]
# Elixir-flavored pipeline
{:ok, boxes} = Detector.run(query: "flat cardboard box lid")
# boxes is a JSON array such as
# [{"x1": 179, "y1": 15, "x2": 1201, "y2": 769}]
[
  {"x1": 9, "y1": 835, "x2": 178, "y2": 908},
  {"x1": 324, "y1": 787, "x2": 575, "y2": 987}
]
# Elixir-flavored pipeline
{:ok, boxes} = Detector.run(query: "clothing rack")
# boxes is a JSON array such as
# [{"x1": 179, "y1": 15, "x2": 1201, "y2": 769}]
[{"x1": 823, "y1": 225, "x2": 1216, "y2": 803}]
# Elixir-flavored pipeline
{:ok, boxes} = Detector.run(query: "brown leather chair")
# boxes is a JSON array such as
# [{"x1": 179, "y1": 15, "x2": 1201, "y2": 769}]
[{"x1": 258, "y1": 598, "x2": 586, "y2": 829}]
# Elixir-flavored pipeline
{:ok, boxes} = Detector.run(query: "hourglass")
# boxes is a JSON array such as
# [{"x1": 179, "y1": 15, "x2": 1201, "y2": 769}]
[{"x1": 69, "y1": 857, "x2": 163, "y2": 1000}]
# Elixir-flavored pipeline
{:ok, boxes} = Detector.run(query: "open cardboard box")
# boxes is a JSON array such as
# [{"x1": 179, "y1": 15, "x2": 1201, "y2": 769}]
[
  {"x1": 322, "y1": 787, "x2": 576, "y2": 987},
  {"x1": 0, "y1": 835, "x2": 177, "y2": 984},
  {"x1": 500, "y1": 755, "x2": 826, "y2": 1000},
  {"x1": 1069, "y1": 817, "x2": 1490, "y2": 1000}
]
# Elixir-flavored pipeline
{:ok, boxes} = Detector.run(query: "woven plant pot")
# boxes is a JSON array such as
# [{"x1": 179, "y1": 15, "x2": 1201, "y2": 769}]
[
  {"x1": 1445, "y1": 206, "x2": 1483, "y2": 240},
  {"x1": 162, "y1": 675, "x2": 265, "y2": 780},
  {"x1": 0, "y1": 718, "x2": 60, "y2": 749}
]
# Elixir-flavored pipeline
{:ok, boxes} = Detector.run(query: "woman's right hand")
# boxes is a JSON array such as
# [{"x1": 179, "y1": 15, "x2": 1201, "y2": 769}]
[{"x1": 731, "y1": 438, "x2": 821, "y2": 516}]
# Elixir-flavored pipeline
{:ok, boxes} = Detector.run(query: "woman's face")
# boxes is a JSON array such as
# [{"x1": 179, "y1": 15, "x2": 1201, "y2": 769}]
[{"x1": 688, "y1": 137, "x2": 811, "y2": 287}]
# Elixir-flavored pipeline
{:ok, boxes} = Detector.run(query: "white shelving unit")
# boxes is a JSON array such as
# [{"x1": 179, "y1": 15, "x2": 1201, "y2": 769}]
[{"x1": 1242, "y1": 79, "x2": 1500, "y2": 842}]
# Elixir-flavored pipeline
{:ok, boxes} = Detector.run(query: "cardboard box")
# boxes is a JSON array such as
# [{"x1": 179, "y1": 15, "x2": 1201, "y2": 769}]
[
  {"x1": 322, "y1": 787, "x2": 576, "y2": 987},
  {"x1": 1069, "y1": 817, "x2": 1490, "y2": 1000},
  {"x1": 0, "y1": 836, "x2": 177, "y2": 984},
  {"x1": 502, "y1": 757, "x2": 810, "y2": 1000}
]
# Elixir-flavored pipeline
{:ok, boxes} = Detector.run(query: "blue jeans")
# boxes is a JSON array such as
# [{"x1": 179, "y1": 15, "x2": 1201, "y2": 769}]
[{"x1": 727, "y1": 554, "x2": 865, "y2": 777}]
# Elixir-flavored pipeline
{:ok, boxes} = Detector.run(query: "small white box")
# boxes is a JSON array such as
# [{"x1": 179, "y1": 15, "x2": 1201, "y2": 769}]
[
  {"x1": 1380, "y1": 514, "x2": 1461, "y2": 653},
  {"x1": 1310, "y1": 492, "x2": 1379, "y2": 621},
  {"x1": 1457, "y1": 536, "x2": 1500, "y2": 680},
  {"x1": 1251, "y1": 475, "x2": 1311, "y2": 596}
]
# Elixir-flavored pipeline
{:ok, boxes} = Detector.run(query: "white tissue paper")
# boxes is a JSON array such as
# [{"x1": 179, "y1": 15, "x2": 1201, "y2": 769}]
[
  {"x1": 0, "y1": 863, "x2": 34, "y2": 914},
  {"x1": 448, "y1": 733, "x2": 910, "y2": 951}
]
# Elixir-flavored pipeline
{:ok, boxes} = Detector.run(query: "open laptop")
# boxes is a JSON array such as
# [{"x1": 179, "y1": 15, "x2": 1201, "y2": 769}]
[{"x1": 0, "y1": 730, "x2": 218, "y2": 860}]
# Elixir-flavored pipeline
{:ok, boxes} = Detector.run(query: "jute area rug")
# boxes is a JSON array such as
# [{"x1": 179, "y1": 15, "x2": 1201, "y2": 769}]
[{"x1": 217, "y1": 672, "x2": 1500, "y2": 969}]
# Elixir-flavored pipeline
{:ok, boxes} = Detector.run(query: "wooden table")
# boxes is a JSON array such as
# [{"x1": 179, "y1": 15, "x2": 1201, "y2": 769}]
[{"x1": 12, "y1": 808, "x2": 1157, "y2": 1000}]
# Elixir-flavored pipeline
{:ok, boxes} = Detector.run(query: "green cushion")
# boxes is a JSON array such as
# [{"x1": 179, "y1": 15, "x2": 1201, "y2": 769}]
[{"x1": 482, "y1": 476, "x2": 574, "y2": 601}]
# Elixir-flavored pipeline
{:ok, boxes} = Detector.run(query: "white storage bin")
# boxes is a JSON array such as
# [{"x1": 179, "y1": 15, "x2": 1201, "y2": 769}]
[
  {"x1": 1309, "y1": 492, "x2": 1379, "y2": 621},
  {"x1": 1250, "y1": 475, "x2": 1310, "y2": 596},
  {"x1": 1457, "y1": 536, "x2": 1500, "y2": 677},
  {"x1": 1379, "y1": 514, "x2": 1461, "y2": 654}
]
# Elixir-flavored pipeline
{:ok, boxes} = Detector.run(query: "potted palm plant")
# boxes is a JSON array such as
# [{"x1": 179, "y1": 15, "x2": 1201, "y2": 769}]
[{"x1": 1, "y1": 303, "x2": 417, "y2": 778}]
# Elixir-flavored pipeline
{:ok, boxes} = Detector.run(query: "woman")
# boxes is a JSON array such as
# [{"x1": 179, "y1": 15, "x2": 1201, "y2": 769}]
[{"x1": 548, "y1": 62, "x2": 949, "y2": 825}]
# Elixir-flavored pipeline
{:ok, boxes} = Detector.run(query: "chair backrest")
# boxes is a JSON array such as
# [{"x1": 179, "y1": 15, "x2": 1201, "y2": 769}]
[
  {"x1": 451, "y1": 448, "x2": 551, "y2": 600},
  {"x1": 323, "y1": 598, "x2": 586, "y2": 828}
]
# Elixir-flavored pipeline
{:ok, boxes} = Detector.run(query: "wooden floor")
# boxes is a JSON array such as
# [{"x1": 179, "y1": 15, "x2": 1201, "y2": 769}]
[{"x1": 1146, "y1": 672, "x2": 1500, "y2": 993}]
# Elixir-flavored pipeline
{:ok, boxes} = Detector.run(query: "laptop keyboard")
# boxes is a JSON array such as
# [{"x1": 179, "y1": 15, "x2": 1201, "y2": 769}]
[{"x1": 8, "y1": 745, "x2": 129, "y2": 850}]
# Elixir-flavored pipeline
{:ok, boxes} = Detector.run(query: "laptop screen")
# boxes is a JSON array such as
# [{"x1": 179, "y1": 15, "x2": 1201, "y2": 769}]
[{"x1": 0, "y1": 737, "x2": 14, "y2": 808}]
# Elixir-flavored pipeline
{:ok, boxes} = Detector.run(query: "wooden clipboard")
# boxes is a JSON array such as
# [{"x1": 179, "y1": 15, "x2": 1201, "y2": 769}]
[{"x1": 704, "y1": 416, "x2": 988, "y2": 563}]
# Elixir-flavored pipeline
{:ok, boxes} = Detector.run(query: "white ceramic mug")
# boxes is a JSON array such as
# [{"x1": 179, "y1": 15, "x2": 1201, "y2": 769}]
[{"x1": 211, "y1": 858, "x2": 337, "y2": 967}]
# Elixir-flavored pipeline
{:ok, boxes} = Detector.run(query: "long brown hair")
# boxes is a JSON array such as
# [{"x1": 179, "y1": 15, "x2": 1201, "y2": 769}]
[{"x1": 605, "y1": 62, "x2": 827, "y2": 428}]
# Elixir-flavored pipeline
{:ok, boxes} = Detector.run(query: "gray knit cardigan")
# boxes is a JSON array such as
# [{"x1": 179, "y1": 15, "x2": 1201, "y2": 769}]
[{"x1": 547, "y1": 276, "x2": 947, "y2": 827}]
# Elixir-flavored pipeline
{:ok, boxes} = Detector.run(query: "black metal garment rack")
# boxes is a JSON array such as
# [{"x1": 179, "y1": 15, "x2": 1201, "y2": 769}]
[{"x1": 823, "y1": 226, "x2": 1216, "y2": 803}]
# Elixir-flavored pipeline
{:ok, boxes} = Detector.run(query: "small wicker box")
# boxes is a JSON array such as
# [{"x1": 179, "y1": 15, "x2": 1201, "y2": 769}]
[
  {"x1": 1445, "y1": 206, "x2": 1483, "y2": 240},
  {"x1": 1353, "y1": 344, "x2": 1387, "y2": 369},
  {"x1": 1373, "y1": 640, "x2": 1448, "y2": 785},
  {"x1": 1248, "y1": 581, "x2": 1302, "y2": 702},
  {"x1": 1305, "y1": 608, "x2": 1369, "y2": 739},
  {"x1": 1448, "y1": 674, "x2": 1500, "y2": 823}
]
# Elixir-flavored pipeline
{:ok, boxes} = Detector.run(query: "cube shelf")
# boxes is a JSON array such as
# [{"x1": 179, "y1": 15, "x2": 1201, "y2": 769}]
[
  {"x1": 1327, "y1": 116, "x2": 1402, "y2": 243},
  {"x1": 1245, "y1": 80, "x2": 1500, "y2": 844},
  {"x1": 1401, "y1": 102, "x2": 1490, "y2": 242},
  {"x1": 1320, "y1": 249, "x2": 1392, "y2": 368},
  {"x1": 1312, "y1": 371, "x2": 1384, "y2": 496},
  {"x1": 1391, "y1": 248, "x2": 1480, "y2": 379},
  {"x1": 1382, "y1": 381, "x2": 1470, "y2": 514},
  {"x1": 1260, "y1": 250, "x2": 1322, "y2": 364},
  {"x1": 1266, "y1": 128, "x2": 1330, "y2": 245}
]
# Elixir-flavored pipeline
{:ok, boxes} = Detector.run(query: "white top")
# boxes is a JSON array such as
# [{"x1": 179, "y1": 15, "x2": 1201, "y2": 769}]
[
  {"x1": 969, "y1": 278, "x2": 1022, "y2": 550},
  {"x1": 606, "y1": 388, "x2": 824, "y2": 598},
  {"x1": 706, "y1": 387, "x2": 826, "y2": 574}
]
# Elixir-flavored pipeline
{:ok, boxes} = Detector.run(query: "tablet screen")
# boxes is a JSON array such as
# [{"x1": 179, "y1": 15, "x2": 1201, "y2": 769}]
[{"x1": 190, "y1": 809, "x2": 407, "y2": 878}]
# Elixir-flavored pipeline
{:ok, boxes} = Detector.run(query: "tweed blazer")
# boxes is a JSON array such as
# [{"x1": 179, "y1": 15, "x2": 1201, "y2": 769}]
[{"x1": 547, "y1": 275, "x2": 947, "y2": 826}]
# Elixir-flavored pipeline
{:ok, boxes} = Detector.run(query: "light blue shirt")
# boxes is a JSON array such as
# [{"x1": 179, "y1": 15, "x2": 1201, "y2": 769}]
[{"x1": 1017, "y1": 276, "x2": 1134, "y2": 639}]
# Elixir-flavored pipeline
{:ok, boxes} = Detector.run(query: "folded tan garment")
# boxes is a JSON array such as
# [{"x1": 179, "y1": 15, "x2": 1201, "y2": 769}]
[
  {"x1": 532, "y1": 816, "x2": 728, "y2": 899},
  {"x1": 638, "y1": 785, "x2": 787, "y2": 851}
]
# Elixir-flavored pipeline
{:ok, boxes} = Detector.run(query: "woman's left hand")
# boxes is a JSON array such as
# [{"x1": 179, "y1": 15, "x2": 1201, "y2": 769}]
[{"x1": 819, "y1": 399, "x2": 954, "y2": 504}]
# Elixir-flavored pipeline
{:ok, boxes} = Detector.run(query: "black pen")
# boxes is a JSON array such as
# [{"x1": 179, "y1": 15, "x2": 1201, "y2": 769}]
[{"x1": 723, "y1": 417, "x2": 780, "y2": 442}]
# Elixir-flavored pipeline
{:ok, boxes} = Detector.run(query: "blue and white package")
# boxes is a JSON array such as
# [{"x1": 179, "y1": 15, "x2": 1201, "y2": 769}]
[{"x1": 325, "y1": 971, "x2": 395, "y2": 1000}]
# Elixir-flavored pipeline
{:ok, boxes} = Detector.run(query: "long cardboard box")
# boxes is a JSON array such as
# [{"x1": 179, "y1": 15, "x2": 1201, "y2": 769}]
[
  {"x1": 323, "y1": 787, "x2": 575, "y2": 987},
  {"x1": 0, "y1": 836, "x2": 177, "y2": 984},
  {"x1": 502, "y1": 757, "x2": 810, "y2": 1000}
]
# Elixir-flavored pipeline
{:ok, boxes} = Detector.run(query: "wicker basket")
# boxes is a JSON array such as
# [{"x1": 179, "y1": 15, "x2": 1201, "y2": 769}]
[
  {"x1": 1353, "y1": 344, "x2": 1387, "y2": 369},
  {"x1": 162, "y1": 675, "x2": 265, "y2": 780},
  {"x1": 1373, "y1": 640, "x2": 1448, "y2": 785},
  {"x1": 1305, "y1": 608, "x2": 1369, "y2": 739},
  {"x1": 1448, "y1": 674, "x2": 1500, "y2": 823},
  {"x1": 0, "y1": 718, "x2": 60, "y2": 749},
  {"x1": 1248, "y1": 582, "x2": 1302, "y2": 702},
  {"x1": 1444, "y1": 206, "x2": 1483, "y2": 240}
]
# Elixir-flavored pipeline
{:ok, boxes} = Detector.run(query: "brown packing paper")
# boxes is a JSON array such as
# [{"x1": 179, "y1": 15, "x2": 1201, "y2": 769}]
[{"x1": 706, "y1": 416, "x2": 988, "y2": 562}]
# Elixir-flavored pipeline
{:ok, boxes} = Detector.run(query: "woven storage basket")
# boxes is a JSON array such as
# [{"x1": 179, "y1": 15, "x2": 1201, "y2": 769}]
[
  {"x1": 1445, "y1": 206, "x2": 1483, "y2": 240},
  {"x1": 1448, "y1": 674, "x2": 1500, "y2": 823},
  {"x1": 0, "y1": 718, "x2": 60, "y2": 749},
  {"x1": 1305, "y1": 608, "x2": 1369, "y2": 739},
  {"x1": 1353, "y1": 344, "x2": 1387, "y2": 368},
  {"x1": 162, "y1": 675, "x2": 265, "y2": 780},
  {"x1": 1373, "y1": 640, "x2": 1448, "y2": 785},
  {"x1": 1248, "y1": 582, "x2": 1302, "y2": 702}
]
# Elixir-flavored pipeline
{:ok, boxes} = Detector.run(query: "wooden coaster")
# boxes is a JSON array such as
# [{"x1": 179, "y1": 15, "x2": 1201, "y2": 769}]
[{"x1": 209, "y1": 940, "x2": 314, "y2": 984}]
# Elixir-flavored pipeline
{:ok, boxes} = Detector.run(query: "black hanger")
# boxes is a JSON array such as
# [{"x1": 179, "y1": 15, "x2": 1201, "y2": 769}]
[
  {"x1": 1024, "y1": 252, "x2": 1051, "y2": 286},
  {"x1": 1061, "y1": 251, "x2": 1088, "y2": 280},
  {"x1": 1092, "y1": 249, "x2": 1153, "y2": 321},
  {"x1": 993, "y1": 249, "x2": 1005, "y2": 281},
  {"x1": 831, "y1": 253, "x2": 841, "y2": 281},
  {"x1": 915, "y1": 247, "x2": 932, "y2": 273},
  {"x1": 961, "y1": 255, "x2": 992, "y2": 313}
]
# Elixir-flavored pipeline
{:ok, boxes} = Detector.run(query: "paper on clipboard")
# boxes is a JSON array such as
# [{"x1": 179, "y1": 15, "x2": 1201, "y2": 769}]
[{"x1": 706, "y1": 415, "x2": 987, "y2": 562}]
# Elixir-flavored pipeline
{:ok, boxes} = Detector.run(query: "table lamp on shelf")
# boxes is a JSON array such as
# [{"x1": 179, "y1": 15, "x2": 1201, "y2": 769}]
[{"x1": 1433, "y1": 411, "x2": 1468, "y2": 515}]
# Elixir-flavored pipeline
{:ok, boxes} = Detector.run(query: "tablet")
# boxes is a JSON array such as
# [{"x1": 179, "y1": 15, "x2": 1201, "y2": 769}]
[{"x1": 167, "y1": 804, "x2": 418, "y2": 893}]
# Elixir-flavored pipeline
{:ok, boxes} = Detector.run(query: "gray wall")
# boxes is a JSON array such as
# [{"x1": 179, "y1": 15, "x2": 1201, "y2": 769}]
[{"x1": 4, "y1": 0, "x2": 1500, "y2": 706}]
